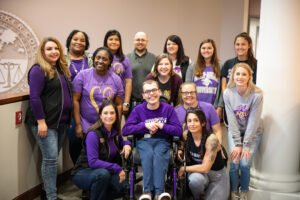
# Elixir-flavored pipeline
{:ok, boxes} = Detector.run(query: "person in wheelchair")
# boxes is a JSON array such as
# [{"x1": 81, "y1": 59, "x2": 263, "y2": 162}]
[
  {"x1": 72, "y1": 100, "x2": 131, "y2": 200},
  {"x1": 177, "y1": 108, "x2": 229, "y2": 200},
  {"x1": 122, "y1": 80, "x2": 182, "y2": 200}
]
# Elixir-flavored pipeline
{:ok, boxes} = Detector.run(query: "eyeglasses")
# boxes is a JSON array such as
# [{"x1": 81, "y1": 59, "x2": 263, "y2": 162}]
[
  {"x1": 135, "y1": 39, "x2": 147, "y2": 42},
  {"x1": 186, "y1": 107, "x2": 203, "y2": 113},
  {"x1": 143, "y1": 88, "x2": 159, "y2": 95},
  {"x1": 181, "y1": 91, "x2": 196, "y2": 96}
]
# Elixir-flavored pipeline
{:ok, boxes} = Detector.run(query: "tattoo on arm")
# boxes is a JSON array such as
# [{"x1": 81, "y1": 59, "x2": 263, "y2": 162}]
[{"x1": 207, "y1": 137, "x2": 219, "y2": 162}]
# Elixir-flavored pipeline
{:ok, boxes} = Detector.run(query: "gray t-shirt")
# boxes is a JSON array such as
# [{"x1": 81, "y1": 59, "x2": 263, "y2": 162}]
[{"x1": 127, "y1": 50, "x2": 156, "y2": 100}]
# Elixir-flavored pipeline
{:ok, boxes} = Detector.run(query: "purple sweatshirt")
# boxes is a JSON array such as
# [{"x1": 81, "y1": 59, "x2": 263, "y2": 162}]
[
  {"x1": 122, "y1": 102, "x2": 182, "y2": 139},
  {"x1": 175, "y1": 101, "x2": 220, "y2": 132},
  {"x1": 86, "y1": 127, "x2": 131, "y2": 173}
]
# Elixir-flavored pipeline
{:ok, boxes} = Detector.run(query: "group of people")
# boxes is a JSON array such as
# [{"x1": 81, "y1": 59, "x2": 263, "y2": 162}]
[{"x1": 25, "y1": 29, "x2": 264, "y2": 200}]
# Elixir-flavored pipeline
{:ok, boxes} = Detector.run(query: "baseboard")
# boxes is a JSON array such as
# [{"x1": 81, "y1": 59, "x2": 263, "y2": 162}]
[{"x1": 13, "y1": 169, "x2": 72, "y2": 200}]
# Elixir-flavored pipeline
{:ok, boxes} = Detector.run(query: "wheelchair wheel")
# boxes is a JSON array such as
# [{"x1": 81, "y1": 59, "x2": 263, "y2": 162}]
[{"x1": 177, "y1": 173, "x2": 187, "y2": 200}]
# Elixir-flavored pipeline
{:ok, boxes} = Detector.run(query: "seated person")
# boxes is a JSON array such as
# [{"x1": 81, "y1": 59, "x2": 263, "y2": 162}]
[
  {"x1": 122, "y1": 80, "x2": 182, "y2": 200},
  {"x1": 175, "y1": 82, "x2": 222, "y2": 146},
  {"x1": 178, "y1": 108, "x2": 229, "y2": 200},
  {"x1": 72, "y1": 100, "x2": 131, "y2": 200}
]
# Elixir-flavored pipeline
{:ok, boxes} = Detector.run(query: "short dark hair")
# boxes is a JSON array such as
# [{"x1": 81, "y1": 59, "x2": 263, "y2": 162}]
[
  {"x1": 92, "y1": 47, "x2": 113, "y2": 68},
  {"x1": 66, "y1": 29, "x2": 90, "y2": 52}
]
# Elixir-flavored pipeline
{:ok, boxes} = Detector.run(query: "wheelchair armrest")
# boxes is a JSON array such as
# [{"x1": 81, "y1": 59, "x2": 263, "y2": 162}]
[
  {"x1": 172, "y1": 136, "x2": 180, "y2": 142},
  {"x1": 127, "y1": 135, "x2": 134, "y2": 142}
]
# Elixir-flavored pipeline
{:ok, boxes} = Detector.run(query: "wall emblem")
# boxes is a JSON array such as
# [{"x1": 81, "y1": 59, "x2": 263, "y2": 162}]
[{"x1": 0, "y1": 10, "x2": 39, "y2": 94}]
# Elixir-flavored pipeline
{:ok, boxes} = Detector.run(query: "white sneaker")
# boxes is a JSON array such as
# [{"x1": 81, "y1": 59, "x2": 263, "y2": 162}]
[
  {"x1": 139, "y1": 193, "x2": 152, "y2": 200},
  {"x1": 240, "y1": 191, "x2": 248, "y2": 200},
  {"x1": 158, "y1": 192, "x2": 171, "y2": 200},
  {"x1": 231, "y1": 192, "x2": 239, "y2": 200}
]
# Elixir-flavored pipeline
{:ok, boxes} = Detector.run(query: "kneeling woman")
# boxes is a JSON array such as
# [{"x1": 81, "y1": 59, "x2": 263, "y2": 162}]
[
  {"x1": 178, "y1": 108, "x2": 229, "y2": 200},
  {"x1": 72, "y1": 100, "x2": 131, "y2": 200}
]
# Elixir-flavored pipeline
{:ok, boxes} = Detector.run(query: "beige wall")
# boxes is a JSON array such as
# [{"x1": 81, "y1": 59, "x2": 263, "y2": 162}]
[
  {"x1": 2, "y1": 0, "x2": 246, "y2": 62},
  {"x1": 0, "y1": 0, "x2": 247, "y2": 199}
]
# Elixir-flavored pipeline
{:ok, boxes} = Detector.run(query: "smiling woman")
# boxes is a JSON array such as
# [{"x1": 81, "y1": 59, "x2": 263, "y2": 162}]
[
  {"x1": 65, "y1": 30, "x2": 94, "y2": 167},
  {"x1": 25, "y1": 37, "x2": 72, "y2": 200},
  {"x1": 72, "y1": 47, "x2": 124, "y2": 144},
  {"x1": 145, "y1": 53, "x2": 182, "y2": 106}
]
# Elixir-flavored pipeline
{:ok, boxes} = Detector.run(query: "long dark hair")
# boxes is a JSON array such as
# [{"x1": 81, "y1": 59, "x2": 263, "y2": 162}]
[
  {"x1": 88, "y1": 100, "x2": 120, "y2": 133},
  {"x1": 185, "y1": 108, "x2": 210, "y2": 160},
  {"x1": 195, "y1": 39, "x2": 220, "y2": 78},
  {"x1": 163, "y1": 35, "x2": 189, "y2": 66},
  {"x1": 103, "y1": 29, "x2": 125, "y2": 62},
  {"x1": 234, "y1": 32, "x2": 256, "y2": 69}
]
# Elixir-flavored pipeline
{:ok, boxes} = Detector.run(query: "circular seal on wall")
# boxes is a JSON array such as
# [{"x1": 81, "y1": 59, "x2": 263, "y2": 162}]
[{"x1": 0, "y1": 10, "x2": 39, "y2": 94}]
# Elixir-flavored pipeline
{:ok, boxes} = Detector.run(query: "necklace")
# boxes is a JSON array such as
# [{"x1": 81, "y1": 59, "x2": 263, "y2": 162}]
[{"x1": 71, "y1": 57, "x2": 85, "y2": 74}]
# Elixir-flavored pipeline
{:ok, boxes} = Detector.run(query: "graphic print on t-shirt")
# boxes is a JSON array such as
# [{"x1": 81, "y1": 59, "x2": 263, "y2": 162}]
[
  {"x1": 194, "y1": 67, "x2": 218, "y2": 104},
  {"x1": 90, "y1": 86, "x2": 114, "y2": 112},
  {"x1": 234, "y1": 104, "x2": 249, "y2": 123},
  {"x1": 112, "y1": 61, "x2": 124, "y2": 76}
]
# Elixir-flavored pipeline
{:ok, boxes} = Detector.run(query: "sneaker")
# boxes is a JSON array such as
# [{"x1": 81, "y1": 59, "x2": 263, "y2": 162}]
[
  {"x1": 139, "y1": 193, "x2": 152, "y2": 200},
  {"x1": 240, "y1": 191, "x2": 248, "y2": 200},
  {"x1": 158, "y1": 192, "x2": 171, "y2": 200},
  {"x1": 230, "y1": 192, "x2": 239, "y2": 200}
]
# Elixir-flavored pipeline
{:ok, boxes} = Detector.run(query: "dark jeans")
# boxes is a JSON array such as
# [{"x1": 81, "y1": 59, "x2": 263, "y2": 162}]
[
  {"x1": 72, "y1": 168, "x2": 127, "y2": 200},
  {"x1": 67, "y1": 118, "x2": 82, "y2": 164}
]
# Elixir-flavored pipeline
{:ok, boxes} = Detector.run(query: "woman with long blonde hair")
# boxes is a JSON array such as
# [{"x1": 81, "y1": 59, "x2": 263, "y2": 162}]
[
  {"x1": 25, "y1": 37, "x2": 72, "y2": 199},
  {"x1": 223, "y1": 63, "x2": 263, "y2": 200}
]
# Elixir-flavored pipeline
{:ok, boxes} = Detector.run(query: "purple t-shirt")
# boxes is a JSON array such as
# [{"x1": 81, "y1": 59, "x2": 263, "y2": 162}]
[
  {"x1": 122, "y1": 102, "x2": 182, "y2": 138},
  {"x1": 69, "y1": 57, "x2": 89, "y2": 81},
  {"x1": 109, "y1": 55, "x2": 132, "y2": 88},
  {"x1": 73, "y1": 68, "x2": 124, "y2": 133},
  {"x1": 175, "y1": 101, "x2": 220, "y2": 132},
  {"x1": 86, "y1": 127, "x2": 131, "y2": 173},
  {"x1": 193, "y1": 66, "x2": 219, "y2": 105}
]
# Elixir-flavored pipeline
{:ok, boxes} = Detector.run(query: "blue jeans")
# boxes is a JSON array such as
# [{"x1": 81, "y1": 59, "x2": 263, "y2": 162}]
[
  {"x1": 228, "y1": 131, "x2": 262, "y2": 192},
  {"x1": 188, "y1": 168, "x2": 229, "y2": 200},
  {"x1": 72, "y1": 168, "x2": 126, "y2": 200},
  {"x1": 31, "y1": 124, "x2": 67, "y2": 200},
  {"x1": 137, "y1": 137, "x2": 170, "y2": 195},
  {"x1": 66, "y1": 118, "x2": 82, "y2": 164}
]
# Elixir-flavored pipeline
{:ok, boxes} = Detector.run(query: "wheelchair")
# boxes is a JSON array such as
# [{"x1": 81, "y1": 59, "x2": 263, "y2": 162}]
[{"x1": 123, "y1": 135, "x2": 182, "y2": 200}]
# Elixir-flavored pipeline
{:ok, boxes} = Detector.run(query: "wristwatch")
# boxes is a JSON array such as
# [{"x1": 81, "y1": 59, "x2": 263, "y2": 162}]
[{"x1": 123, "y1": 102, "x2": 130, "y2": 108}]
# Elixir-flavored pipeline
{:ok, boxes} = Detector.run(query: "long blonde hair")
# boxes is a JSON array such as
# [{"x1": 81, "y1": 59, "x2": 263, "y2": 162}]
[
  {"x1": 35, "y1": 37, "x2": 70, "y2": 79},
  {"x1": 227, "y1": 63, "x2": 261, "y2": 96}
]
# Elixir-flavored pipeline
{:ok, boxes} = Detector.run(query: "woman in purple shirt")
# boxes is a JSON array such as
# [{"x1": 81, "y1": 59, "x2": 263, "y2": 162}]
[
  {"x1": 65, "y1": 30, "x2": 93, "y2": 166},
  {"x1": 72, "y1": 47, "x2": 124, "y2": 138},
  {"x1": 185, "y1": 39, "x2": 223, "y2": 118},
  {"x1": 25, "y1": 37, "x2": 72, "y2": 200},
  {"x1": 72, "y1": 100, "x2": 131, "y2": 200},
  {"x1": 104, "y1": 30, "x2": 133, "y2": 114}
]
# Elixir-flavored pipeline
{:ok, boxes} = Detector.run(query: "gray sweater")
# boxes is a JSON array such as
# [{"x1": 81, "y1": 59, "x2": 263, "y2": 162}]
[{"x1": 223, "y1": 87, "x2": 263, "y2": 148}]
